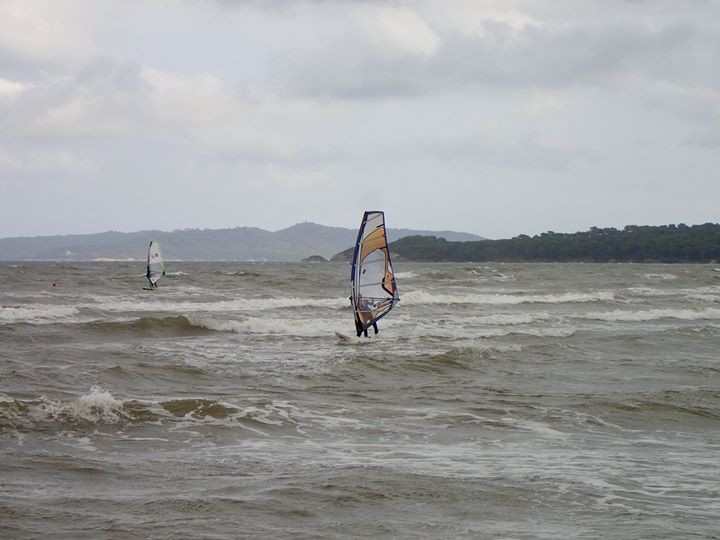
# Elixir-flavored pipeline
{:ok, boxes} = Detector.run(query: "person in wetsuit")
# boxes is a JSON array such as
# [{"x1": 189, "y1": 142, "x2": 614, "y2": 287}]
[{"x1": 351, "y1": 295, "x2": 378, "y2": 337}]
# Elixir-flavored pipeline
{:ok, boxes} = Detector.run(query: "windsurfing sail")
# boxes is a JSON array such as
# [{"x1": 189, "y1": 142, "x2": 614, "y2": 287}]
[
  {"x1": 350, "y1": 211, "x2": 399, "y2": 333},
  {"x1": 146, "y1": 241, "x2": 165, "y2": 287}
]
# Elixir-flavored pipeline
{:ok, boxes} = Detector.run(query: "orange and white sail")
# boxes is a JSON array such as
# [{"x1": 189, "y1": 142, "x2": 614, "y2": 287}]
[{"x1": 350, "y1": 211, "x2": 399, "y2": 332}]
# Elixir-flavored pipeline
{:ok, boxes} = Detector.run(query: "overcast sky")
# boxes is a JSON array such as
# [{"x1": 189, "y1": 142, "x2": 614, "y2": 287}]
[{"x1": 1, "y1": 0, "x2": 719, "y2": 239}]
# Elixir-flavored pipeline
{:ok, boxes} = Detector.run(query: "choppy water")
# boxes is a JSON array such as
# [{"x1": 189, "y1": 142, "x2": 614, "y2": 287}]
[{"x1": 1, "y1": 261, "x2": 719, "y2": 539}]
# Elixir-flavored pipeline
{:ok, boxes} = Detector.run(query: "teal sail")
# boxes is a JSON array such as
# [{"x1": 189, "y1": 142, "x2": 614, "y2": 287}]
[
  {"x1": 350, "y1": 211, "x2": 399, "y2": 333},
  {"x1": 146, "y1": 241, "x2": 165, "y2": 287}
]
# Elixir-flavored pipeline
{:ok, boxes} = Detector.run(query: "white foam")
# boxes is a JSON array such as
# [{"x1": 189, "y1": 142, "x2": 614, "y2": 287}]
[
  {"x1": 466, "y1": 312, "x2": 553, "y2": 325},
  {"x1": 580, "y1": 307, "x2": 720, "y2": 322},
  {"x1": 401, "y1": 289, "x2": 613, "y2": 306},
  {"x1": 394, "y1": 271, "x2": 418, "y2": 279},
  {"x1": 90, "y1": 295, "x2": 348, "y2": 314},
  {"x1": 36, "y1": 386, "x2": 128, "y2": 424},
  {"x1": 382, "y1": 317, "x2": 574, "y2": 339},
  {"x1": 627, "y1": 286, "x2": 675, "y2": 297},
  {"x1": 74, "y1": 436, "x2": 97, "y2": 452},
  {"x1": 162, "y1": 397, "x2": 369, "y2": 435},
  {"x1": 502, "y1": 416, "x2": 570, "y2": 440},
  {"x1": 631, "y1": 284, "x2": 720, "y2": 297},
  {"x1": 0, "y1": 304, "x2": 80, "y2": 324},
  {"x1": 187, "y1": 312, "x2": 567, "y2": 340},
  {"x1": 475, "y1": 343, "x2": 522, "y2": 353},
  {"x1": 686, "y1": 294, "x2": 720, "y2": 303},
  {"x1": 642, "y1": 273, "x2": 678, "y2": 281},
  {"x1": 188, "y1": 315, "x2": 344, "y2": 336}
]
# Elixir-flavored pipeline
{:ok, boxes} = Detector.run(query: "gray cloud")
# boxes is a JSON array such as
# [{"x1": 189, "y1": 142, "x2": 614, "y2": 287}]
[
  {"x1": 1, "y1": 0, "x2": 719, "y2": 238},
  {"x1": 276, "y1": 15, "x2": 713, "y2": 100}
]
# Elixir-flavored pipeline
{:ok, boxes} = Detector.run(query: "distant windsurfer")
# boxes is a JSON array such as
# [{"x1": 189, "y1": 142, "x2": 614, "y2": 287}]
[{"x1": 145, "y1": 240, "x2": 164, "y2": 290}]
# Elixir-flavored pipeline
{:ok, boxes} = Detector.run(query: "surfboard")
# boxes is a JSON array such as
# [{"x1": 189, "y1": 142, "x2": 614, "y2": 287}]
[{"x1": 335, "y1": 331, "x2": 376, "y2": 344}]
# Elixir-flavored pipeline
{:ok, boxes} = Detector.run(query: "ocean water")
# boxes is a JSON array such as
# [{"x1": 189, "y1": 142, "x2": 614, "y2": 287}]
[{"x1": 1, "y1": 261, "x2": 719, "y2": 539}]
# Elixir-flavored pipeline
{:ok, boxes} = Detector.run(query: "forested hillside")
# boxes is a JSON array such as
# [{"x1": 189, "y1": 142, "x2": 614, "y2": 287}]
[{"x1": 389, "y1": 224, "x2": 720, "y2": 263}]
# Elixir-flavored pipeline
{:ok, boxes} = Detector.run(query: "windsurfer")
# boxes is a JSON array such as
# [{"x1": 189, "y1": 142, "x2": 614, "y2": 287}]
[
  {"x1": 344, "y1": 211, "x2": 398, "y2": 341},
  {"x1": 144, "y1": 241, "x2": 165, "y2": 290}
]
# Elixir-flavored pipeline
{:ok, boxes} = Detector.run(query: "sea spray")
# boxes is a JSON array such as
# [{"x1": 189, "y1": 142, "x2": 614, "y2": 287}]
[{"x1": 38, "y1": 386, "x2": 128, "y2": 424}]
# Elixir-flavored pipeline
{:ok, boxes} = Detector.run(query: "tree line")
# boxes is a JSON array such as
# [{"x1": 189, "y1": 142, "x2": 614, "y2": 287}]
[{"x1": 389, "y1": 223, "x2": 720, "y2": 263}]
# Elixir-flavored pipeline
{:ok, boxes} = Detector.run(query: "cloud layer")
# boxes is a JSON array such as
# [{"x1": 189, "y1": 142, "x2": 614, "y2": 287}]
[{"x1": 1, "y1": 0, "x2": 719, "y2": 237}]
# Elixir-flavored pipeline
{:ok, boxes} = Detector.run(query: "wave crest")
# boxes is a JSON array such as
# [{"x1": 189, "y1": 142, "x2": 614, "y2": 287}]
[
  {"x1": 28, "y1": 386, "x2": 131, "y2": 425},
  {"x1": 0, "y1": 304, "x2": 80, "y2": 324},
  {"x1": 401, "y1": 290, "x2": 613, "y2": 306},
  {"x1": 581, "y1": 307, "x2": 720, "y2": 322}
]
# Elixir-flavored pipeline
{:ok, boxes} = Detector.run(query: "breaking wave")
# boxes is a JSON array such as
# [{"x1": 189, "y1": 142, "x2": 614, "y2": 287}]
[
  {"x1": 80, "y1": 315, "x2": 216, "y2": 335},
  {"x1": 466, "y1": 312, "x2": 553, "y2": 325},
  {"x1": 69, "y1": 314, "x2": 346, "y2": 337},
  {"x1": 580, "y1": 307, "x2": 720, "y2": 322},
  {"x1": 401, "y1": 290, "x2": 614, "y2": 306},
  {"x1": 642, "y1": 273, "x2": 678, "y2": 281},
  {"x1": 89, "y1": 296, "x2": 348, "y2": 313},
  {"x1": 0, "y1": 304, "x2": 80, "y2": 324},
  {"x1": 0, "y1": 386, "x2": 131, "y2": 427},
  {"x1": 189, "y1": 315, "x2": 343, "y2": 336},
  {"x1": 414, "y1": 325, "x2": 575, "y2": 339},
  {"x1": 0, "y1": 390, "x2": 341, "y2": 434}
]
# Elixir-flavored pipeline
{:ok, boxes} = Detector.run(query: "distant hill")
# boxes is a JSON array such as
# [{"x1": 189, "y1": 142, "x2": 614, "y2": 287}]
[
  {"x1": 0, "y1": 222, "x2": 484, "y2": 262},
  {"x1": 385, "y1": 224, "x2": 720, "y2": 263}
]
